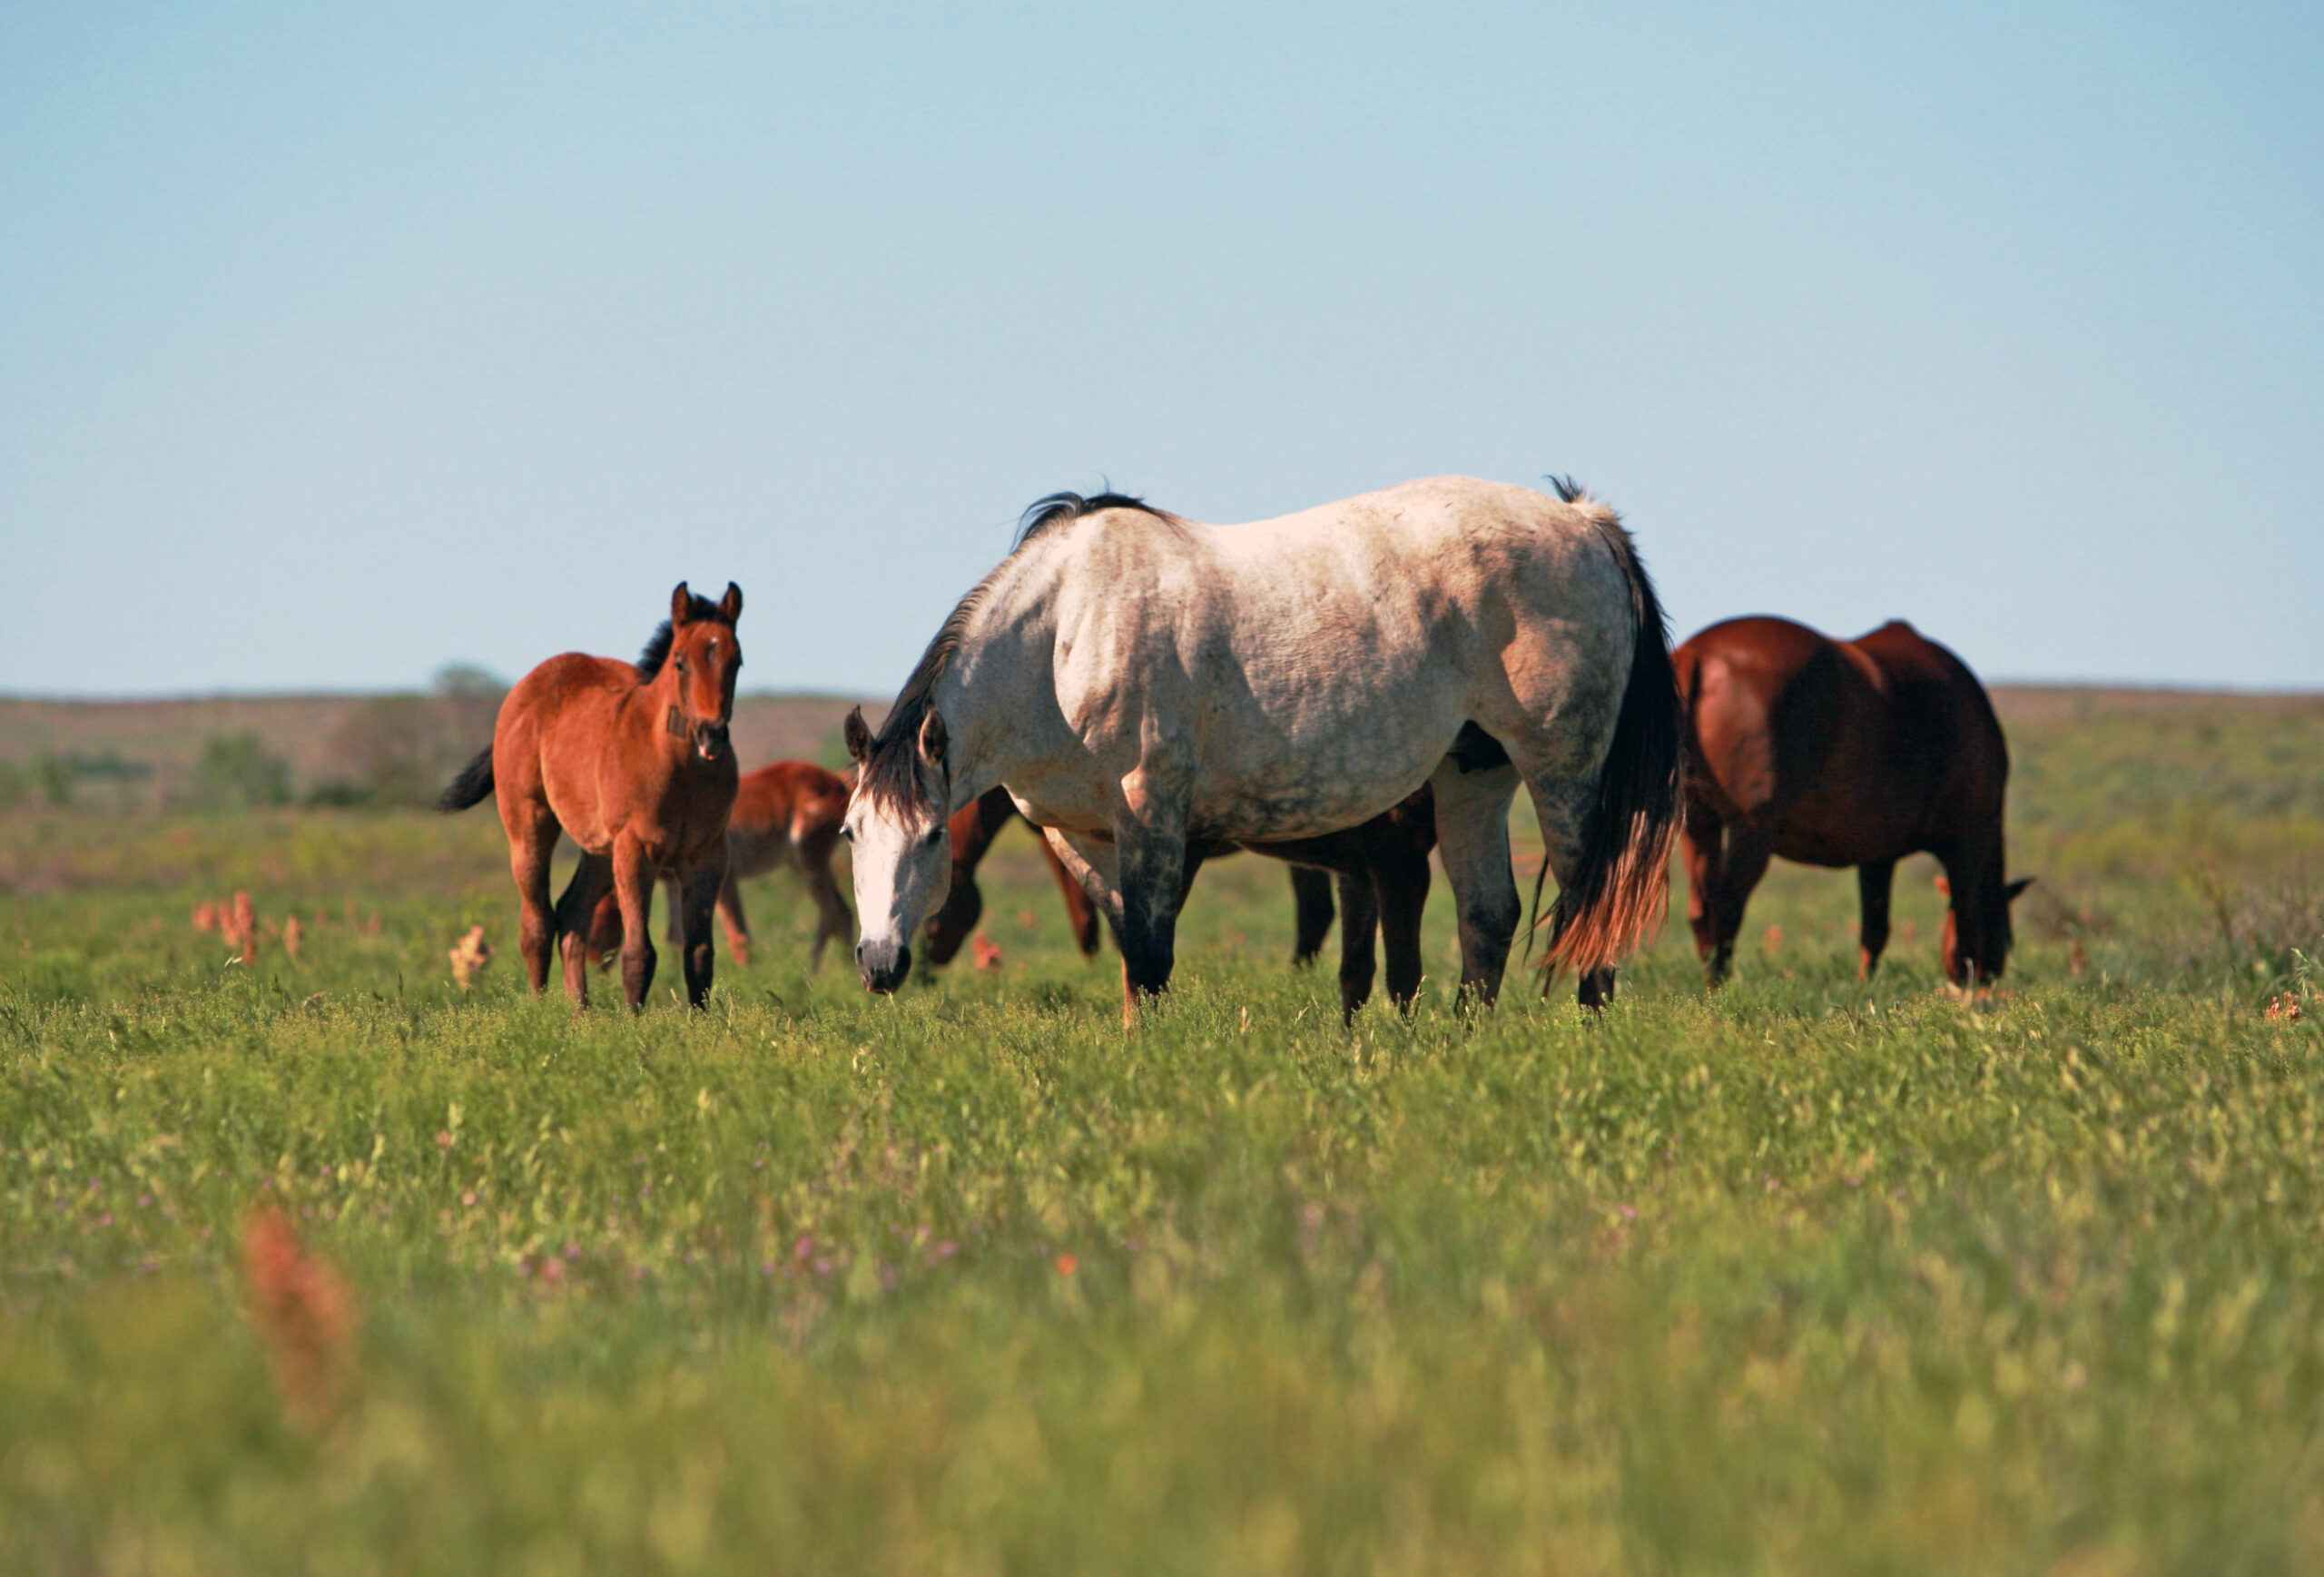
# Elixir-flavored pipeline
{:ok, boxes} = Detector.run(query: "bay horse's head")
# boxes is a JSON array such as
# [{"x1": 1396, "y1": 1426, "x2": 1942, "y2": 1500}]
[
  {"x1": 1938, "y1": 869, "x2": 2034, "y2": 987},
  {"x1": 641, "y1": 582, "x2": 743, "y2": 762},
  {"x1": 842, "y1": 703, "x2": 951, "y2": 993}
]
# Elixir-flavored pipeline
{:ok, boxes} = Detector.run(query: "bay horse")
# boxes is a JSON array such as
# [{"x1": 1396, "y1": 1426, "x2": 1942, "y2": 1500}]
[
  {"x1": 841, "y1": 476, "x2": 1679, "y2": 1019},
  {"x1": 439, "y1": 583, "x2": 743, "y2": 1010},
  {"x1": 586, "y1": 760, "x2": 856, "y2": 971},
  {"x1": 1675, "y1": 616, "x2": 2031, "y2": 987}
]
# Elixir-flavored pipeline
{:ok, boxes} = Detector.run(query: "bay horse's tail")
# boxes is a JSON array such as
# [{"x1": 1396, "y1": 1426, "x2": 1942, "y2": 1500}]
[
  {"x1": 1536, "y1": 482, "x2": 1684, "y2": 980},
  {"x1": 438, "y1": 745, "x2": 496, "y2": 813}
]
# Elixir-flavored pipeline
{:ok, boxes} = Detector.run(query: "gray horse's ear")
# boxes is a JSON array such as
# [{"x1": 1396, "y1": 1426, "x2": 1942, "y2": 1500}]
[
  {"x1": 719, "y1": 582, "x2": 743, "y2": 623},
  {"x1": 671, "y1": 583, "x2": 694, "y2": 625},
  {"x1": 2005, "y1": 876, "x2": 2034, "y2": 902},
  {"x1": 843, "y1": 707, "x2": 873, "y2": 764},
  {"x1": 918, "y1": 709, "x2": 950, "y2": 771}
]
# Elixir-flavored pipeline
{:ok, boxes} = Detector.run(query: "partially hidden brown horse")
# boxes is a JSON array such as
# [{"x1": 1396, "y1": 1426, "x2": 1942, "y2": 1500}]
[
  {"x1": 924, "y1": 786, "x2": 1104, "y2": 966},
  {"x1": 440, "y1": 583, "x2": 743, "y2": 1009},
  {"x1": 931, "y1": 782, "x2": 1441, "y2": 1022},
  {"x1": 1675, "y1": 616, "x2": 2030, "y2": 988},
  {"x1": 588, "y1": 760, "x2": 856, "y2": 971}
]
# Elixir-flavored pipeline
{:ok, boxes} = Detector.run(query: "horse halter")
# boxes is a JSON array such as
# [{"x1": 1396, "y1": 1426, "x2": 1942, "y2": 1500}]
[{"x1": 665, "y1": 704, "x2": 690, "y2": 742}]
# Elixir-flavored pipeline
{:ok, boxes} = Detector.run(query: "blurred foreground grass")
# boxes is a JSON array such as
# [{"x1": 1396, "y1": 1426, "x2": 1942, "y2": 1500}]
[{"x1": 1, "y1": 693, "x2": 2321, "y2": 1574}]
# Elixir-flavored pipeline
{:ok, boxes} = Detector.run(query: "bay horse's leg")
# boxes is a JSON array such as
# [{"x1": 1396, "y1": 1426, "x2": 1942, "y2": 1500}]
[
  {"x1": 1707, "y1": 822, "x2": 1773, "y2": 986},
  {"x1": 1856, "y1": 859, "x2": 1896, "y2": 979},
  {"x1": 1681, "y1": 803, "x2": 1727, "y2": 981},
  {"x1": 610, "y1": 839, "x2": 658, "y2": 1010},
  {"x1": 1333, "y1": 868, "x2": 1380, "y2": 1023},
  {"x1": 1369, "y1": 826, "x2": 1433, "y2": 1016},
  {"x1": 1425, "y1": 755, "x2": 1522, "y2": 1010},
  {"x1": 717, "y1": 866, "x2": 755, "y2": 969},
  {"x1": 677, "y1": 860, "x2": 724, "y2": 1007},
  {"x1": 503, "y1": 806, "x2": 560, "y2": 996},
  {"x1": 1289, "y1": 868, "x2": 1335, "y2": 969},
  {"x1": 553, "y1": 854, "x2": 615, "y2": 1007}
]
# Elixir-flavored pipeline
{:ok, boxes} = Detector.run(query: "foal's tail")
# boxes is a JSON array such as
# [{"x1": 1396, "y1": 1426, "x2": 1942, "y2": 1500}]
[
  {"x1": 1539, "y1": 496, "x2": 1684, "y2": 980},
  {"x1": 438, "y1": 745, "x2": 496, "y2": 813}
]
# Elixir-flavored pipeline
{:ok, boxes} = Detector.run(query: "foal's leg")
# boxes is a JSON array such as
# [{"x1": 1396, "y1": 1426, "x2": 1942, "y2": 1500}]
[
  {"x1": 1333, "y1": 869, "x2": 1380, "y2": 1021},
  {"x1": 1856, "y1": 859, "x2": 1897, "y2": 979},
  {"x1": 610, "y1": 838, "x2": 659, "y2": 1010},
  {"x1": 803, "y1": 858, "x2": 854, "y2": 972},
  {"x1": 553, "y1": 853, "x2": 615, "y2": 1007},
  {"x1": 502, "y1": 805, "x2": 561, "y2": 995},
  {"x1": 1039, "y1": 834, "x2": 1104, "y2": 959},
  {"x1": 677, "y1": 860, "x2": 724, "y2": 1007},
  {"x1": 1426, "y1": 756, "x2": 1522, "y2": 1008},
  {"x1": 1289, "y1": 867, "x2": 1336, "y2": 969},
  {"x1": 716, "y1": 869, "x2": 755, "y2": 969}
]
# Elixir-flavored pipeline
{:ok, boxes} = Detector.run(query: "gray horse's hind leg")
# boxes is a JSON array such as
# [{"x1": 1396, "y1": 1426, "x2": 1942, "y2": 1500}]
[
  {"x1": 1523, "y1": 773, "x2": 1620, "y2": 1008},
  {"x1": 1426, "y1": 755, "x2": 1522, "y2": 1007}
]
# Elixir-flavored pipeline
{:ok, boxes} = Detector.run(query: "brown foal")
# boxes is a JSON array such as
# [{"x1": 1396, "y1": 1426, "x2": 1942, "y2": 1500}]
[{"x1": 440, "y1": 582, "x2": 743, "y2": 1010}]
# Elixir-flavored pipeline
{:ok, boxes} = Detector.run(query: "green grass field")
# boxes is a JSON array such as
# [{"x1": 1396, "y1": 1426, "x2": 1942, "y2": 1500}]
[{"x1": 3, "y1": 690, "x2": 2321, "y2": 1575}]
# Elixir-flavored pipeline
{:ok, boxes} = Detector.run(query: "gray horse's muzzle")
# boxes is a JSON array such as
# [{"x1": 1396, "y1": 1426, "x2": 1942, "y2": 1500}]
[{"x1": 857, "y1": 939, "x2": 911, "y2": 994}]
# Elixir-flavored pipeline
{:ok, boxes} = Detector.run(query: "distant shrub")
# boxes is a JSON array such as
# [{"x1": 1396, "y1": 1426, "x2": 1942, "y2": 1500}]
[
  {"x1": 33, "y1": 753, "x2": 79, "y2": 808},
  {"x1": 310, "y1": 665, "x2": 507, "y2": 808},
  {"x1": 0, "y1": 759, "x2": 24, "y2": 811},
  {"x1": 189, "y1": 734, "x2": 292, "y2": 810}
]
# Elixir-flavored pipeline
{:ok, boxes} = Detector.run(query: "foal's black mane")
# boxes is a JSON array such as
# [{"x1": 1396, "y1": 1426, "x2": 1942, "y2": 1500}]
[
  {"x1": 861, "y1": 488, "x2": 1167, "y2": 806},
  {"x1": 635, "y1": 594, "x2": 736, "y2": 682}
]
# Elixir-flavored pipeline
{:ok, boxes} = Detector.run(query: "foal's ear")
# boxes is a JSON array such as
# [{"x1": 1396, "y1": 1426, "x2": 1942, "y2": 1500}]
[
  {"x1": 2005, "y1": 876, "x2": 2035, "y2": 903},
  {"x1": 671, "y1": 582, "x2": 694, "y2": 625},
  {"x1": 719, "y1": 582, "x2": 743, "y2": 623},
  {"x1": 842, "y1": 707, "x2": 873, "y2": 765},
  {"x1": 918, "y1": 709, "x2": 950, "y2": 772}
]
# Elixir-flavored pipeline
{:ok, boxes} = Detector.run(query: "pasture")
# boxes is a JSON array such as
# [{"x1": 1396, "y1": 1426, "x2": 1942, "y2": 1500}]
[{"x1": 2, "y1": 687, "x2": 2321, "y2": 1575}]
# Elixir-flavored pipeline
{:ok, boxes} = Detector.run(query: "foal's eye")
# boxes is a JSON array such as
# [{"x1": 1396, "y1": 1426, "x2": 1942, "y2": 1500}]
[{"x1": 921, "y1": 827, "x2": 943, "y2": 849}]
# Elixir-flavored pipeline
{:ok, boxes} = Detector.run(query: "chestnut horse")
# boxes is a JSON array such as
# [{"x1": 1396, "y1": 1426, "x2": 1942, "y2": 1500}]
[
  {"x1": 933, "y1": 783, "x2": 1440, "y2": 1021},
  {"x1": 440, "y1": 583, "x2": 743, "y2": 1009},
  {"x1": 1675, "y1": 616, "x2": 2030, "y2": 987},
  {"x1": 588, "y1": 760, "x2": 856, "y2": 971}
]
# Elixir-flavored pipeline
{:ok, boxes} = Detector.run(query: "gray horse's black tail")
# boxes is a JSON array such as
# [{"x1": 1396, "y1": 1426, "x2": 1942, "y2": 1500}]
[
  {"x1": 438, "y1": 745, "x2": 496, "y2": 813},
  {"x1": 1537, "y1": 483, "x2": 1683, "y2": 979}
]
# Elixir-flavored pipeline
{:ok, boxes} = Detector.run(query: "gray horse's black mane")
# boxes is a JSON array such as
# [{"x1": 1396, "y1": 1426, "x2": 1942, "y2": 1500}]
[
  {"x1": 862, "y1": 488, "x2": 1167, "y2": 806},
  {"x1": 1013, "y1": 488, "x2": 1165, "y2": 547},
  {"x1": 635, "y1": 594, "x2": 735, "y2": 682}
]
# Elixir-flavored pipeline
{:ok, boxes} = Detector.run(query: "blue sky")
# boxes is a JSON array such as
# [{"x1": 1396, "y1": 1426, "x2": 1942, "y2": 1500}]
[{"x1": 3, "y1": 2, "x2": 2317, "y2": 696}]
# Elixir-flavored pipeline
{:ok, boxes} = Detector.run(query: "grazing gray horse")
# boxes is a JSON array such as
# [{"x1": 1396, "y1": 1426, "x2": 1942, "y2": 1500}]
[{"x1": 842, "y1": 475, "x2": 1681, "y2": 1019}]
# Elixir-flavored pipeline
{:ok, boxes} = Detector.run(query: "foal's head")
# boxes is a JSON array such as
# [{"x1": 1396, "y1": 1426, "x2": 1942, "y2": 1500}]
[
  {"x1": 842, "y1": 704, "x2": 952, "y2": 992},
  {"x1": 639, "y1": 581, "x2": 743, "y2": 762}
]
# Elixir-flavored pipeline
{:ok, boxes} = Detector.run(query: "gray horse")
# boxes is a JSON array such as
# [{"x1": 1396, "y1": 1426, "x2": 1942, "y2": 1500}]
[{"x1": 842, "y1": 475, "x2": 1681, "y2": 1019}]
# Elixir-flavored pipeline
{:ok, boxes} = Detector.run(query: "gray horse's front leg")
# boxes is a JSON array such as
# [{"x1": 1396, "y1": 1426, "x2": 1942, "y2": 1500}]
[{"x1": 1427, "y1": 755, "x2": 1522, "y2": 1008}]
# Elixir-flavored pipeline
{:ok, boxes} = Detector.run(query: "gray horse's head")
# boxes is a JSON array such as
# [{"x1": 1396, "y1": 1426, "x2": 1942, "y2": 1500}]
[{"x1": 842, "y1": 704, "x2": 953, "y2": 992}]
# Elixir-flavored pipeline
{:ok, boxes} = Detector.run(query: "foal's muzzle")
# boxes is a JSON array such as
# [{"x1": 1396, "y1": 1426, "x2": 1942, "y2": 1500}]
[
  {"x1": 857, "y1": 939, "x2": 911, "y2": 994},
  {"x1": 694, "y1": 721, "x2": 730, "y2": 761}
]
